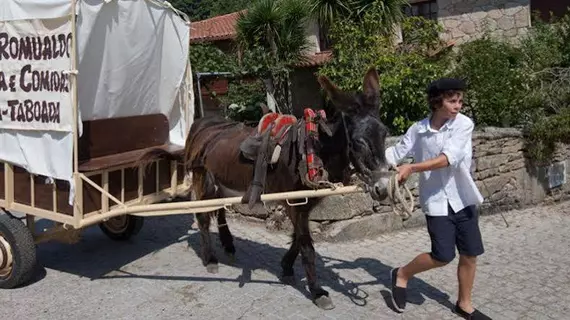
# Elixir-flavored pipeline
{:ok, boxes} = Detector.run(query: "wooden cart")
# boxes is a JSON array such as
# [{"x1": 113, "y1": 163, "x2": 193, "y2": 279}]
[{"x1": 0, "y1": 0, "x2": 199, "y2": 289}]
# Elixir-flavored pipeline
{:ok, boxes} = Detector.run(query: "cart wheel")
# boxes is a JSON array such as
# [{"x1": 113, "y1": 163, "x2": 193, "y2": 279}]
[
  {"x1": 0, "y1": 214, "x2": 37, "y2": 289},
  {"x1": 99, "y1": 215, "x2": 144, "y2": 241}
]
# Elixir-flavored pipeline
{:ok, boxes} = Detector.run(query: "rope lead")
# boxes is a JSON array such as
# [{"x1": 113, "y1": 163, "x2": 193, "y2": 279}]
[{"x1": 386, "y1": 167, "x2": 415, "y2": 221}]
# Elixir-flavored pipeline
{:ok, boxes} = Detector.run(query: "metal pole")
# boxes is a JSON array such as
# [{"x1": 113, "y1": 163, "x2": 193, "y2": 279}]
[
  {"x1": 196, "y1": 73, "x2": 204, "y2": 118},
  {"x1": 70, "y1": 0, "x2": 79, "y2": 175},
  {"x1": 69, "y1": 0, "x2": 83, "y2": 228}
]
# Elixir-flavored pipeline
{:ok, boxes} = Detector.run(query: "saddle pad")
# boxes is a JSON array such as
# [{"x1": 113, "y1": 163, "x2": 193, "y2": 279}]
[{"x1": 257, "y1": 113, "x2": 297, "y2": 139}]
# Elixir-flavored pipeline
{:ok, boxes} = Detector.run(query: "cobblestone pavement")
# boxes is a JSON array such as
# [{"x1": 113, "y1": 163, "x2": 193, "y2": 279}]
[{"x1": 1, "y1": 201, "x2": 569, "y2": 320}]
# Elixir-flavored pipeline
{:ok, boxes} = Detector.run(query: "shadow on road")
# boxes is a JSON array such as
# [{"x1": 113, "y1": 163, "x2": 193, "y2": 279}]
[
  {"x1": 318, "y1": 256, "x2": 455, "y2": 312},
  {"x1": 34, "y1": 215, "x2": 193, "y2": 280},
  {"x1": 33, "y1": 214, "x2": 453, "y2": 312}
]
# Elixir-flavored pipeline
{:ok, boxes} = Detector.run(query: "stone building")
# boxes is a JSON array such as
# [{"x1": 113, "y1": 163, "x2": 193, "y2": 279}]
[{"x1": 404, "y1": 0, "x2": 569, "y2": 45}]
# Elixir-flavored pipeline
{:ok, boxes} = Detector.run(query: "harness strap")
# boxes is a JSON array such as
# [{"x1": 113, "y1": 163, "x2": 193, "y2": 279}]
[
  {"x1": 241, "y1": 123, "x2": 274, "y2": 208},
  {"x1": 303, "y1": 108, "x2": 329, "y2": 186}
]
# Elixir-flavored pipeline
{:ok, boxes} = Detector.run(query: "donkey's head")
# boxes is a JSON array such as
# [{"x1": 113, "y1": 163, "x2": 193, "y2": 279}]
[{"x1": 318, "y1": 67, "x2": 391, "y2": 201}]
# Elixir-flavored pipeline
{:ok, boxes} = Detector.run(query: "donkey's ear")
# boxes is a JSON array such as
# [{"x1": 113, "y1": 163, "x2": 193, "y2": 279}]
[
  {"x1": 318, "y1": 75, "x2": 341, "y2": 100},
  {"x1": 362, "y1": 67, "x2": 380, "y2": 100},
  {"x1": 318, "y1": 75, "x2": 355, "y2": 111}
]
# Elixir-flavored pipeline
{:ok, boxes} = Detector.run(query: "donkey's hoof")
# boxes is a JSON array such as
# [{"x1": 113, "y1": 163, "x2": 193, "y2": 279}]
[
  {"x1": 206, "y1": 263, "x2": 219, "y2": 274},
  {"x1": 280, "y1": 275, "x2": 296, "y2": 286},
  {"x1": 314, "y1": 295, "x2": 335, "y2": 310}
]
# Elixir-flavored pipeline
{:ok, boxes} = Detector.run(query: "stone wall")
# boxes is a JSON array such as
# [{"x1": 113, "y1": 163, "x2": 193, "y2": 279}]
[
  {"x1": 229, "y1": 127, "x2": 570, "y2": 241},
  {"x1": 437, "y1": 0, "x2": 531, "y2": 45}
]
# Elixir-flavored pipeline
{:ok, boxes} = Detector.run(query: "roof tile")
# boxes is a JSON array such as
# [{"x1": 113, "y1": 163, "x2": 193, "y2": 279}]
[
  {"x1": 190, "y1": 11, "x2": 244, "y2": 43},
  {"x1": 189, "y1": 11, "x2": 333, "y2": 68}
]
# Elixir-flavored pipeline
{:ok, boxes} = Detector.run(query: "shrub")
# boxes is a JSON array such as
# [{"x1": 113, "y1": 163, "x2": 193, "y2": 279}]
[
  {"x1": 219, "y1": 79, "x2": 267, "y2": 123},
  {"x1": 516, "y1": 12, "x2": 570, "y2": 162},
  {"x1": 519, "y1": 13, "x2": 570, "y2": 116},
  {"x1": 525, "y1": 108, "x2": 570, "y2": 164},
  {"x1": 450, "y1": 36, "x2": 530, "y2": 128},
  {"x1": 377, "y1": 51, "x2": 448, "y2": 133},
  {"x1": 520, "y1": 16, "x2": 565, "y2": 72},
  {"x1": 319, "y1": 15, "x2": 450, "y2": 135},
  {"x1": 189, "y1": 43, "x2": 236, "y2": 73}
]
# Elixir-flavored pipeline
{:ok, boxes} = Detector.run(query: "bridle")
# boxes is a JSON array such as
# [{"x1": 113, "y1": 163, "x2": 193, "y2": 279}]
[
  {"x1": 340, "y1": 112, "x2": 384, "y2": 183},
  {"x1": 339, "y1": 112, "x2": 414, "y2": 220}
]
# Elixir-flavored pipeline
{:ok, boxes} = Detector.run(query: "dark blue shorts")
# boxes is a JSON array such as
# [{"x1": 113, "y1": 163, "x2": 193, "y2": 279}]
[{"x1": 426, "y1": 204, "x2": 484, "y2": 263}]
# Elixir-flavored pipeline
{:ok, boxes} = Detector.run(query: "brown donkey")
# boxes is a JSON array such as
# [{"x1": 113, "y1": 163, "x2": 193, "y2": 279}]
[{"x1": 137, "y1": 67, "x2": 392, "y2": 309}]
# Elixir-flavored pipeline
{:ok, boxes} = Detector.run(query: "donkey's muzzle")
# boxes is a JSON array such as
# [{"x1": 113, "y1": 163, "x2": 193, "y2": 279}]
[{"x1": 371, "y1": 182, "x2": 389, "y2": 201}]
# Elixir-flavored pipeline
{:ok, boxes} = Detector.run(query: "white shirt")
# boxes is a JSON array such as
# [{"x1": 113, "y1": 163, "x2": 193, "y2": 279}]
[{"x1": 385, "y1": 113, "x2": 484, "y2": 216}]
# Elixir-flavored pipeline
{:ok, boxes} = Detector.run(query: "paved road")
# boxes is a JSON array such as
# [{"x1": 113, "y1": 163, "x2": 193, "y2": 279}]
[{"x1": 1, "y1": 201, "x2": 569, "y2": 320}]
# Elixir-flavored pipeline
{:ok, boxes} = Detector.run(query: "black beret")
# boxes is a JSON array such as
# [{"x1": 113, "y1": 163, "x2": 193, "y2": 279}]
[{"x1": 426, "y1": 78, "x2": 466, "y2": 97}]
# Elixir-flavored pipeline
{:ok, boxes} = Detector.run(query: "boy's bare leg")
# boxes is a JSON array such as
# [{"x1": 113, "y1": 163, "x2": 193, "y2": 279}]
[
  {"x1": 457, "y1": 255, "x2": 477, "y2": 313},
  {"x1": 396, "y1": 252, "x2": 448, "y2": 287}
]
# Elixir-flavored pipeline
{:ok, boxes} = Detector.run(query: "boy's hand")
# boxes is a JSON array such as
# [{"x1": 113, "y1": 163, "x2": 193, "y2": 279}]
[{"x1": 396, "y1": 164, "x2": 414, "y2": 183}]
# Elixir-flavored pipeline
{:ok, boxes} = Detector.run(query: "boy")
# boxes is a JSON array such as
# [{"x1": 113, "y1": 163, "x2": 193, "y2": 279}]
[{"x1": 384, "y1": 78, "x2": 491, "y2": 320}]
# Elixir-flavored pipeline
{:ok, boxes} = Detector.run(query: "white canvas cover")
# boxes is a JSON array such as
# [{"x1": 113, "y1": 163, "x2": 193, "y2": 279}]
[
  {"x1": 0, "y1": 0, "x2": 73, "y2": 21},
  {"x1": 0, "y1": 0, "x2": 193, "y2": 204}
]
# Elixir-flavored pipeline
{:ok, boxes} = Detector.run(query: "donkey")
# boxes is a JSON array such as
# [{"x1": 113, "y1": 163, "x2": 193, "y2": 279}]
[{"x1": 137, "y1": 67, "x2": 392, "y2": 310}]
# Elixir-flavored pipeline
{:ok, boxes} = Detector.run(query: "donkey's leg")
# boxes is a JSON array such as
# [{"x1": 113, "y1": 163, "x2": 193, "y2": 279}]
[
  {"x1": 296, "y1": 206, "x2": 334, "y2": 310},
  {"x1": 216, "y1": 209, "x2": 236, "y2": 262},
  {"x1": 281, "y1": 205, "x2": 300, "y2": 285},
  {"x1": 280, "y1": 233, "x2": 300, "y2": 285},
  {"x1": 196, "y1": 212, "x2": 219, "y2": 273},
  {"x1": 193, "y1": 169, "x2": 219, "y2": 274}
]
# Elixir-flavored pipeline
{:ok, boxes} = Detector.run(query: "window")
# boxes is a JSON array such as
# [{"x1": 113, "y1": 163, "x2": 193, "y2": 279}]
[
  {"x1": 404, "y1": 0, "x2": 438, "y2": 20},
  {"x1": 399, "y1": 0, "x2": 440, "y2": 44},
  {"x1": 530, "y1": 0, "x2": 570, "y2": 22}
]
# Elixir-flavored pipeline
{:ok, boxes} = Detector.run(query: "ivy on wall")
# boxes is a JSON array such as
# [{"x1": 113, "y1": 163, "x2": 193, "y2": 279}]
[{"x1": 189, "y1": 43, "x2": 236, "y2": 73}]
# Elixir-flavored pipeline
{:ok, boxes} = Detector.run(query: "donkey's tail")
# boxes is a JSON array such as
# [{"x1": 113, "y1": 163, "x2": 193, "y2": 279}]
[{"x1": 136, "y1": 147, "x2": 181, "y2": 177}]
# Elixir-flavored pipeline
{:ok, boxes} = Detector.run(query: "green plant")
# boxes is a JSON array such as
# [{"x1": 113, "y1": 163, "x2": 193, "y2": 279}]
[
  {"x1": 520, "y1": 16, "x2": 565, "y2": 72},
  {"x1": 307, "y1": 0, "x2": 407, "y2": 33},
  {"x1": 307, "y1": 0, "x2": 355, "y2": 28},
  {"x1": 234, "y1": 0, "x2": 312, "y2": 114},
  {"x1": 189, "y1": 43, "x2": 237, "y2": 73},
  {"x1": 220, "y1": 78, "x2": 267, "y2": 123},
  {"x1": 378, "y1": 53, "x2": 448, "y2": 133},
  {"x1": 352, "y1": 0, "x2": 408, "y2": 36},
  {"x1": 518, "y1": 12, "x2": 570, "y2": 120},
  {"x1": 467, "y1": 11, "x2": 570, "y2": 163},
  {"x1": 534, "y1": 9, "x2": 570, "y2": 67},
  {"x1": 451, "y1": 36, "x2": 529, "y2": 127},
  {"x1": 317, "y1": 10, "x2": 393, "y2": 91},
  {"x1": 236, "y1": 0, "x2": 310, "y2": 64},
  {"x1": 525, "y1": 108, "x2": 570, "y2": 164},
  {"x1": 318, "y1": 15, "x2": 449, "y2": 134}
]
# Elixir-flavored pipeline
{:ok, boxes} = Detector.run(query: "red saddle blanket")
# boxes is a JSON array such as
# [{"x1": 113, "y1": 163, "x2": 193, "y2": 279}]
[{"x1": 257, "y1": 113, "x2": 297, "y2": 140}]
